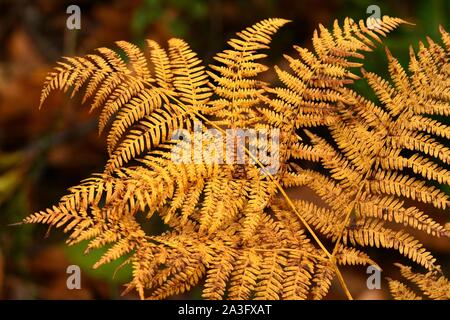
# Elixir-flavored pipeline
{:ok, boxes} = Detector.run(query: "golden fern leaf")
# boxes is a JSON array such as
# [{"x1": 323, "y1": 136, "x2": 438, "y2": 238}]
[
  {"x1": 281, "y1": 250, "x2": 314, "y2": 300},
  {"x1": 391, "y1": 263, "x2": 450, "y2": 300},
  {"x1": 343, "y1": 220, "x2": 436, "y2": 270},
  {"x1": 149, "y1": 254, "x2": 208, "y2": 299},
  {"x1": 104, "y1": 39, "x2": 212, "y2": 172},
  {"x1": 240, "y1": 172, "x2": 278, "y2": 241},
  {"x1": 336, "y1": 246, "x2": 378, "y2": 267},
  {"x1": 358, "y1": 195, "x2": 448, "y2": 237},
  {"x1": 25, "y1": 17, "x2": 450, "y2": 300},
  {"x1": 254, "y1": 250, "x2": 287, "y2": 300},
  {"x1": 169, "y1": 38, "x2": 212, "y2": 107},
  {"x1": 310, "y1": 260, "x2": 335, "y2": 300},
  {"x1": 147, "y1": 40, "x2": 174, "y2": 90},
  {"x1": 228, "y1": 249, "x2": 262, "y2": 300},
  {"x1": 208, "y1": 18, "x2": 289, "y2": 128},
  {"x1": 387, "y1": 279, "x2": 423, "y2": 300},
  {"x1": 265, "y1": 18, "x2": 449, "y2": 275},
  {"x1": 202, "y1": 246, "x2": 236, "y2": 300},
  {"x1": 41, "y1": 39, "x2": 211, "y2": 173}
]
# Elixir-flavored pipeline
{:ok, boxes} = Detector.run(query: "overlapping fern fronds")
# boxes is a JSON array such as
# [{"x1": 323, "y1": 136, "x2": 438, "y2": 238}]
[
  {"x1": 262, "y1": 17, "x2": 450, "y2": 272},
  {"x1": 24, "y1": 16, "x2": 450, "y2": 300},
  {"x1": 388, "y1": 263, "x2": 450, "y2": 300}
]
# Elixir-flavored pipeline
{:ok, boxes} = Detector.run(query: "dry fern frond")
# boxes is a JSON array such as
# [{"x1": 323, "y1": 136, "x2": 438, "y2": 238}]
[
  {"x1": 264, "y1": 17, "x2": 449, "y2": 272},
  {"x1": 208, "y1": 18, "x2": 290, "y2": 128},
  {"x1": 388, "y1": 263, "x2": 450, "y2": 300},
  {"x1": 24, "y1": 16, "x2": 449, "y2": 300},
  {"x1": 40, "y1": 38, "x2": 211, "y2": 173},
  {"x1": 387, "y1": 279, "x2": 423, "y2": 300}
]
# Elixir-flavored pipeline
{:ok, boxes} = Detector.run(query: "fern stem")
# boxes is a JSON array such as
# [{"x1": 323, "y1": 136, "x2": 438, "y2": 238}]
[
  {"x1": 331, "y1": 183, "x2": 365, "y2": 258},
  {"x1": 333, "y1": 265, "x2": 353, "y2": 300}
]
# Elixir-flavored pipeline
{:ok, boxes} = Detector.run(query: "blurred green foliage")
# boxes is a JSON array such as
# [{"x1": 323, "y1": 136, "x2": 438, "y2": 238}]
[
  {"x1": 64, "y1": 241, "x2": 132, "y2": 285},
  {"x1": 132, "y1": 0, "x2": 208, "y2": 38}
]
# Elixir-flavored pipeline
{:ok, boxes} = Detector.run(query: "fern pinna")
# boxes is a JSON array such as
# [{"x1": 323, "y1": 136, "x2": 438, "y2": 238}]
[{"x1": 24, "y1": 16, "x2": 450, "y2": 300}]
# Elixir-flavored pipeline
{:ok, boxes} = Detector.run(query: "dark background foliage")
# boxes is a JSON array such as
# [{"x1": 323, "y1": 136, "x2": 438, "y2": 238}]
[{"x1": 0, "y1": 0, "x2": 448, "y2": 299}]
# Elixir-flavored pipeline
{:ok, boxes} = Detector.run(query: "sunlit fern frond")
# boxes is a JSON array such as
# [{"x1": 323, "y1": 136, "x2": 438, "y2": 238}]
[
  {"x1": 388, "y1": 263, "x2": 450, "y2": 300},
  {"x1": 24, "y1": 17, "x2": 450, "y2": 300},
  {"x1": 40, "y1": 39, "x2": 211, "y2": 172},
  {"x1": 264, "y1": 17, "x2": 449, "y2": 276},
  {"x1": 387, "y1": 278, "x2": 423, "y2": 300},
  {"x1": 208, "y1": 18, "x2": 290, "y2": 128}
]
